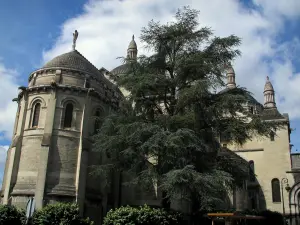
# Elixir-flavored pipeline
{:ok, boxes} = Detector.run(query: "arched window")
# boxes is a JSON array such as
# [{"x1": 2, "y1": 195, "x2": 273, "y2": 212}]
[
  {"x1": 31, "y1": 103, "x2": 41, "y2": 128},
  {"x1": 270, "y1": 131, "x2": 275, "y2": 141},
  {"x1": 63, "y1": 103, "x2": 73, "y2": 128},
  {"x1": 94, "y1": 110, "x2": 101, "y2": 134},
  {"x1": 249, "y1": 160, "x2": 255, "y2": 182},
  {"x1": 271, "y1": 178, "x2": 281, "y2": 202}
]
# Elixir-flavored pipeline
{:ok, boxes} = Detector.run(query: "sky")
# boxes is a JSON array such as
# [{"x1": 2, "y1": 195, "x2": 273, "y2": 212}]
[{"x1": 0, "y1": 0, "x2": 299, "y2": 184}]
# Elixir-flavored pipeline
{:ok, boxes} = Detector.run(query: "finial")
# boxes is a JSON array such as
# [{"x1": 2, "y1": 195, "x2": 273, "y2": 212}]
[
  {"x1": 132, "y1": 35, "x2": 135, "y2": 40},
  {"x1": 266, "y1": 76, "x2": 269, "y2": 81},
  {"x1": 72, "y1": 30, "x2": 79, "y2": 50}
]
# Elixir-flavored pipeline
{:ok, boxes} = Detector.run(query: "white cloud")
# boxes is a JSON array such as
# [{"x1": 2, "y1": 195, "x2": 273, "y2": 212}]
[
  {"x1": 253, "y1": 0, "x2": 300, "y2": 19},
  {"x1": 0, "y1": 146, "x2": 8, "y2": 163},
  {"x1": 0, "y1": 63, "x2": 19, "y2": 141},
  {"x1": 0, "y1": 145, "x2": 8, "y2": 186},
  {"x1": 43, "y1": 0, "x2": 300, "y2": 118}
]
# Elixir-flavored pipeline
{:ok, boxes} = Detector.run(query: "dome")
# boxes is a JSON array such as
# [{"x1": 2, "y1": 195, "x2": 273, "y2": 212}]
[
  {"x1": 111, "y1": 35, "x2": 137, "y2": 76},
  {"x1": 219, "y1": 87, "x2": 262, "y2": 106},
  {"x1": 110, "y1": 64, "x2": 130, "y2": 76},
  {"x1": 42, "y1": 50, "x2": 102, "y2": 76},
  {"x1": 128, "y1": 35, "x2": 137, "y2": 49}
]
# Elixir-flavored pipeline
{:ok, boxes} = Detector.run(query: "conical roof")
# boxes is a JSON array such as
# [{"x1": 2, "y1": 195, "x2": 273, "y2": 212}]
[
  {"x1": 264, "y1": 76, "x2": 274, "y2": 92},
  {"x1": 226, "y1": 65, "x2": 235, "y2": 74},
  {"x1": 128, "y1": 35, "x2": 137, "y2": 49}
]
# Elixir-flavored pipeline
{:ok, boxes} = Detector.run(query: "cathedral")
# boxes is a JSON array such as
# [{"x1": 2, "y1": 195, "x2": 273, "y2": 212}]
[{"x1": 0, "y1": 31, "x2": 297, "y2": 224}]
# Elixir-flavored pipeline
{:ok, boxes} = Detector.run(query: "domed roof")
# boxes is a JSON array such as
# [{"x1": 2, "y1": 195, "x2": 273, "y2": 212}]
[
  {"x1": 219, "y1": 87, "x2": 262, "y2": 105},
  {"x1": 264, "y1": 76, "x2": 274, "y2": 92},
  {"x1": 110, "y1": 64, "x2": 131, "y2": 76},
  {"x1": 42, "y1": 50, "x2": 101, "y2": 76}
]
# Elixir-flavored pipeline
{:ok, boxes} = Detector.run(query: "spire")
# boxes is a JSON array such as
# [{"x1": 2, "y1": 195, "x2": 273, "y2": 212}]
[
  {"x1": 127, "y1": 34, "x2": 137, "y2": 60},
  {"x1": 226, "y1": 64, "x2": 236, "y2": 89},
  {"x1": 264, "y1": 76, "x2": 276, "y2": 108}
]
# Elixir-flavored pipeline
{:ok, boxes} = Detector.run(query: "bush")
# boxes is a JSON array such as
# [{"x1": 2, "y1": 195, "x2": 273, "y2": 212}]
[
  {"x1": 30, "y1": 203, "x2": 93, "y2": 225},
  {"x1": 0, "y1": 204, "x2": 25, "y2": 225},
  {"x1": 103, "y1": 205, "x2": 182, "y2": 225}
]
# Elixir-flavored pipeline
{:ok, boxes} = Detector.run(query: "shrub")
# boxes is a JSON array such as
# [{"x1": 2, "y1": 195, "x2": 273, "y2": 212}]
[
  {"x1": 30, "y1": 203, "x2": 93, "y2": 225},
  {"x1": 103, "y1": 205, "x2": 182, "y2": 225},
  {"x1": 0, "y1": 204, "x2": 25, "y2": 225}
]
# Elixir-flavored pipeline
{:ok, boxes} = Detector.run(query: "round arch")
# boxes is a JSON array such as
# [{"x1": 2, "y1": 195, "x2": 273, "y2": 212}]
[
  {"x1": 29, "y1": 97, "x2": 46, "y2": 109},
  {"x1": 60, "y1": 97, "x2": 80, "y2": 110},
  {"x1": 288, "y1": 181, "x2": 300, "y2": 217}
]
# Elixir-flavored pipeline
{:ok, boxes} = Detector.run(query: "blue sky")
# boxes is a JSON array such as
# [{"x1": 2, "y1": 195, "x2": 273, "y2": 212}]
[{"x1": 0, "y1": 0, "x2": 299, "y2": 184}]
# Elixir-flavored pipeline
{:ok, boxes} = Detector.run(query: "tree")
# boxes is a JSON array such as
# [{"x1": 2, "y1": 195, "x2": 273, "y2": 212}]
[{"x1": 93, "y1": 6, "x2": 281, "y2": 211}]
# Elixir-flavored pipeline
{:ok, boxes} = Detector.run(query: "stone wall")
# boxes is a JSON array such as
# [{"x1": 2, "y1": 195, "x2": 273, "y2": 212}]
[{"x1": 226, "y1": 123, "x2": 293, "y2": 212}]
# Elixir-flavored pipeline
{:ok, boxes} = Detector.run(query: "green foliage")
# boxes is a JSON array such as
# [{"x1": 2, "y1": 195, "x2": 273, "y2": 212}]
[
  {"x1": 30, "y1": 203, "x2": 93, "y2": 225},
  {"x1": 0, "y1": 204, "x2": 25, "y2": 225},
  {"x1": 93, "y1": 6, "x2": 284, "y2": 211},
  {"x1": 103, "y1": 205, "x2": 182, "y2": 225}
]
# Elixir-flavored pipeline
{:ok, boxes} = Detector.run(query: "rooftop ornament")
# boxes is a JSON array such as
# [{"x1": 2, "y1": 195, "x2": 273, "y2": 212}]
[{"x1": 72, "y1": 30, "x2": 78, "y2": 51}]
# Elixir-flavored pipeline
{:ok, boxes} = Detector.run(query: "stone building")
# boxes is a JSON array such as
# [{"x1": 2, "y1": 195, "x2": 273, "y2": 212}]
[
  {"x1": 221, "y1": 67, "x2": 294, "y2": 214},
  {"x1": 0, "y1": 32, "x2": 295, "y2": 224},
  {"x1": 0, "y1": 39, "x2": 123, "y2": 224}
]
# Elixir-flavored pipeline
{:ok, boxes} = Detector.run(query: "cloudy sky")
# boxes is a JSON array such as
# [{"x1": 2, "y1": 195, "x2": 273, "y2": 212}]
[{"x1": 0, "y1": 0, "x2": 299, "y2": 184}]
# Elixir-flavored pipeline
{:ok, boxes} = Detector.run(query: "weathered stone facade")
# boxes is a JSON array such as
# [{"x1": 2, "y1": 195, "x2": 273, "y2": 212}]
[
  {"x1": 221, "y1": 68, "x2": 294, "y2": 214},
  {"x1": 0, "y1": 49, "x2": 123, "y2": 224},
  {"x1": 0, "y1": 34, "x2": 294, "y2": 224}
]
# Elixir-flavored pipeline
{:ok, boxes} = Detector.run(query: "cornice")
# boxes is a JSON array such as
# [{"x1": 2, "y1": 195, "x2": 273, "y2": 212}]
[{"x1": 15, "y1": 84, "x2": 120, "y2": 110}]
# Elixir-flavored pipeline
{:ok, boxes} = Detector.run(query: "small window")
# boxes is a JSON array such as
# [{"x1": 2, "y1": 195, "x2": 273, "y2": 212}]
[
  {"x1": 64, "y1": 103, "x2": 73, "y2": 128},
  {"x1": 271, "y1": 178, "x2": 281, "y2": 202},
  {"x1": 270, "y1": 131, "x2": 275, "y2": 141},
  {"x1": 94, "y1": 110, "x2": 101, "y2": 134},
  {"x1": 85, "y1": 79, "x2": 90, "y2": 88},
  {"x1": 249, "y1": 160, "x2": 255, "y2": 182},
  {"x1": 32, "y1": 103, "x2": 41, "y2": 128},
  {"x1": 250, "y1": 106, "x2": 254, "y2": 114}
]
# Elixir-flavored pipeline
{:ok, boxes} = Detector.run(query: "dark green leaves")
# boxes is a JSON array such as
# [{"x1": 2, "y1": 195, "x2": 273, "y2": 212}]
[{"x1": 93, "y1": 6, "x2": 281, "y2": 212}]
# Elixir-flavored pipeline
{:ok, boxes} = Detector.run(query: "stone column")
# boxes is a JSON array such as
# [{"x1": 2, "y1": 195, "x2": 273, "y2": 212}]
[{"x1": 35, "y1": 88, "x2": 57, "y2": 209}]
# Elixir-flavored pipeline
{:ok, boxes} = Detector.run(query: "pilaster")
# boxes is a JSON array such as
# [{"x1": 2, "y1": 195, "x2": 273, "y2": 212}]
[
  {"x1": 75, "y1": 89, "x2": 92, "y2": 215},
  {"x1": 3, "y1": 92, "x2": 29, "y2": 204},
  {"x1": 35, "y1": 88, "x2": 57, "y2": 209}
]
